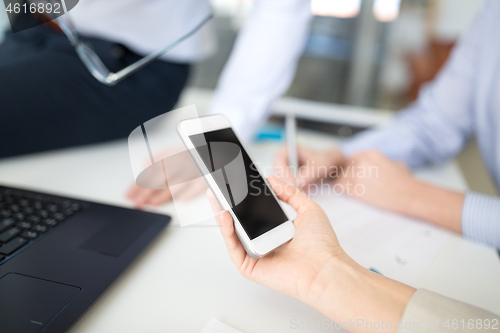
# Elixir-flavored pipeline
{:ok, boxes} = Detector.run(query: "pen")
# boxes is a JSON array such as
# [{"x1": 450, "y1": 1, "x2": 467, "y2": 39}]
[
  {"x1": 286, "y1": 113, "x2": 299, "y2": 179},
  {"x1": 369, "y1": 268, "x2": 383, "y2": 275}
]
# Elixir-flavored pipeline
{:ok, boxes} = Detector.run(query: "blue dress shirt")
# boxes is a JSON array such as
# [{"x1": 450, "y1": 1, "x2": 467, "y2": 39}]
[{"x1": 342, "y1": 0, "x2": 500, "y2": 249}]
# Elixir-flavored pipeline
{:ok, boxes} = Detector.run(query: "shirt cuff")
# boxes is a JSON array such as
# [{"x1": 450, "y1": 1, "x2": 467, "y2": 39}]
[
  {"x1": 398, "y1": 289, "x2": 500, "y2": 332},
  {"x1": 462, "y1": 192, "x2": 500, "y2": 249}
]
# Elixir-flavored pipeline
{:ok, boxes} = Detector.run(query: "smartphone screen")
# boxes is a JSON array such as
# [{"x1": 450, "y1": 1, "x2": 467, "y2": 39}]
[{"x1": 189, "y1": 128, "x2": 288, "y2": 240}]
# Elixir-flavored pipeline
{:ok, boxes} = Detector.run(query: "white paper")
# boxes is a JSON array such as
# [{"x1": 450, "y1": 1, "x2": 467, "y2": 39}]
[
  {"x1": 200, "y1": 318, "x2": 244, "y2": 333},
  {"x1": 312, "y1": 193, "x2": 451, "y2": 286}
]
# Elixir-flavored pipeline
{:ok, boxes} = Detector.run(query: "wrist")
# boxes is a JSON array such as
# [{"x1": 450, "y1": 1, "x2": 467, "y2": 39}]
[
  {"x1": 404, "y1": 181, "x2": 464, "y2": 233},
  {"x1": 304, "y1": 253, "x2": 358, "y2": 311},
  {"x1": 307, "y1": 254, "x2": 415, "y2": 333}
]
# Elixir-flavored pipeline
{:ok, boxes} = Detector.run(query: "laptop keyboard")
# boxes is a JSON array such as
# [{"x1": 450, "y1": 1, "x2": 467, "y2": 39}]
[{"x1": 0, "y1": 189, "x2": 82, "y2": 264}]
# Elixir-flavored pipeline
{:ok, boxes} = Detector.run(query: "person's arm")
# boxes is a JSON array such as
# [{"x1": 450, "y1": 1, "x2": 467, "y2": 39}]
[
  {"x1": 337, "y1": 2, "x2": 500, "y2": 248},
  {"x1": 208, "y1": 177, "x2": 499, "y2": 333},
  {"x1": 127, "y1": 0, "x2": 311, "y2": 207},
  {"x1": 336, "y1": 150, "x2": 500, "y2": 250},
  {"x1": 207, "y1": 0, "x2": 312, "y2": 142},
  {"x1": 208, "y1": 177, "x2": 415, "y2": 332},
  {"x1": 333, "y1": 150, "x2": 464, "y2": 233},
  {"x1": 341, "y1": 0, "x2": 489, "y2": 168}
]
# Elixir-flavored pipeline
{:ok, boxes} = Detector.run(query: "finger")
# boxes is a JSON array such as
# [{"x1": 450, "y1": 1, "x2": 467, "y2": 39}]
[
  {"x1": 129, "y1": 188, "x2": 157, "y2": 207},
  {"x1": 149, "y1": 188, "x2": 173, "y2": 206},
  {"x1": 296, "y1": 144, "x2": 311, "y2": 165},
  {"x1": 126, "y1": 183, "x2": 142, "y2": 199},
  {"x1": 295, "y1": 147, "x2": 325, "y2": 187},
  {"x1": 351, "y1": 150, "x2": 381, "y2": 167},
  {"x1": 267, "y1": 176, "x2": 312, "y2": 214},
  {"x1": 177, "y1": 180, "x2": 208, "y2": 202},
  {"x1": 207, "y1": 189, "x2": 246, "y2": 267}
]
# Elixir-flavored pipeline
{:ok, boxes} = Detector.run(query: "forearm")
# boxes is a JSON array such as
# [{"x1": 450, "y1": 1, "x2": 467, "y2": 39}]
[
  {"x1": 412, "y1": 189, "x2": 500, "y2": 248},
  {"x1": 402, "y1": 181, "x2": 465, "y2": 233},
  {"x1": 332, "y1": 149, "x2": 465, "y2": 234},
  {"x1": 341, "y1": 0, "x2": 486, "y2": 170},
  {"x1": 308, "y1": 255, "x2": 415, "y2": 333}
]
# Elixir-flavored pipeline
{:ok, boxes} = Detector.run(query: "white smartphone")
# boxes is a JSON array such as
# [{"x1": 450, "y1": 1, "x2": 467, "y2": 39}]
[{"x1": 177, "y1": 114, "x2": 295, "y2": 258}]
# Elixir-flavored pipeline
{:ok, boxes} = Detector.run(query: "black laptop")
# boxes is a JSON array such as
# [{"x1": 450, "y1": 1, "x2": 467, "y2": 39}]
[{"x1": 0, "y1": 185, "x2": 170, "y2": 333}]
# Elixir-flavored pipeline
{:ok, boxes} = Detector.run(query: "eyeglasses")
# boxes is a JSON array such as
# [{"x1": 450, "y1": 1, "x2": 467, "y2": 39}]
[{"x1": 53, "y1": 0, "x2": 212, "y2": 86}]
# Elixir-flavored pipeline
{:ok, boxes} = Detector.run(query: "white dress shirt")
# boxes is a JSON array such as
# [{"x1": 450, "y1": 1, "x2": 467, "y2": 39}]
[
  {"x1": 69, "y1": 0, "x2": 216, "y2": 62},
  {"x1": 342, "y1": 0, "x2": 500, "y2": 249},
  {"x1": 68, "y1": 0, "x2": 312, "y2": 142},
  {"x1": 206, "y1": 0, "x2": 312, "y2": 141}
]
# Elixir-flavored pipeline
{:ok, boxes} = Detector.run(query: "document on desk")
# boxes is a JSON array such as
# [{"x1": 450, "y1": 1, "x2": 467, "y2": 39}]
[
  {"x1": 312, "y1": 194, "x2": 451, "y2": 286},
  {"x1": 200, "y1": 318, "x2": 244, "y2": 333}
]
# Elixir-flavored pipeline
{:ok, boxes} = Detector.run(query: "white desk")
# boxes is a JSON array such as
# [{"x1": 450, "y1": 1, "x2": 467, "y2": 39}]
[{"x1": 0, "y1": 94, "x2": 499, "y2": 332}]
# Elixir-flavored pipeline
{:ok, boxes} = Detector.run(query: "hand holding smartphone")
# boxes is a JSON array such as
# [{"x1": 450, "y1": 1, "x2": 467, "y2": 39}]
[{"x1": 177, "y1": 114, "x2": 295, "y2": 258}]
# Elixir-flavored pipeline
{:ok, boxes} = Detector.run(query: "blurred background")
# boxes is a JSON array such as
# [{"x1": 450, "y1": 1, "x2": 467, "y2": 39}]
[
  {"x1": 191, "y1": 0, "x2": 482, "y2": 109},
  {"x1": 0, "y1": 0, "x2": 494, "y2": 195},
  {"x1": 192, "y1": 0, "x2": 493, "y2": 197}
]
